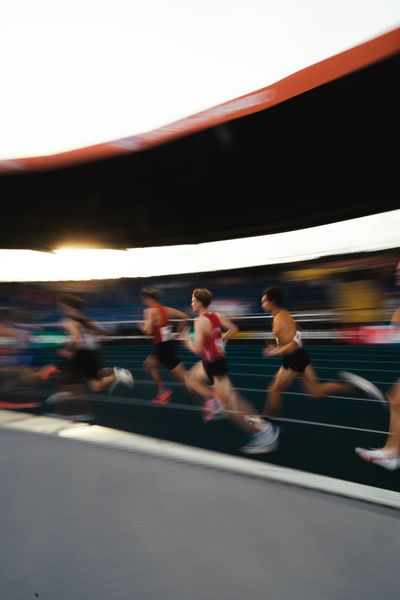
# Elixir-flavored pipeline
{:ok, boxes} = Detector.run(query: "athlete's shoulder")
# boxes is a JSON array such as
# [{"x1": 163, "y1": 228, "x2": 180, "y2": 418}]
[
  {"x1": 274, "y1": 309, "x2": 290, "y2": 321},
  {"x1": 197, "y1": 313, "x2": 212, "y2": 327},
  {"x1": 279, "y1": 309, "x2": 295, "y2": 321},
  {"x1": 144, "y1": 306, "x2": 158, "y2": 322},
  {"x1": 274, "y1": 309, "x2": 295, "y2": 332},
  {"x1": 205, "y1": 311, "x2": 220, "y2": 323}
]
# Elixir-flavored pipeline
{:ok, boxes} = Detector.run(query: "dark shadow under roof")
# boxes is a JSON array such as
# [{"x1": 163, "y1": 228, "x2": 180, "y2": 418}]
[{"x1": 0, "y1": 54, "x2": 398, "y2": 250}]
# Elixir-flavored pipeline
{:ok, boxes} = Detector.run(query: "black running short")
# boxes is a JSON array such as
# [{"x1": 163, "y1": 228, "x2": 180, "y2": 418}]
[
  {"x1": 59, "y1": 348, "x2": 102, "y2": 384},
  {"x1": 282, "y1": 348, "x2": 311, "y2": 374},
  {"x1": 202, "y1": 357, "x2": 229, "y2": 381},
  {"x1": 153, "y1": 340, "x2": 180, "y2": 370}
]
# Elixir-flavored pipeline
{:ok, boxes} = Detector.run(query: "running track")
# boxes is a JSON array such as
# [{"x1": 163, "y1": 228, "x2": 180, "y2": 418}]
[{"x1": 3, "y1": 342, "x2": 400, "y2": 492}]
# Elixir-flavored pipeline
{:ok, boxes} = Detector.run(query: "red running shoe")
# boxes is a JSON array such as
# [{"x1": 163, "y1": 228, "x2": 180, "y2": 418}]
[
  {"x1": 201, "y1": 397, "x2": 225, "y2": 424},
  {"x1": 40, "y1": 365, "x2": 59, "y2": 380},
  {"x1": 152, "y1": 389, "x2": 172, "y2": 404}
]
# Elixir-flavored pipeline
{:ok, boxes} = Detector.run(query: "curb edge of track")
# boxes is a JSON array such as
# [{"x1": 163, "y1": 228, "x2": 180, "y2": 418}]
[{"x1": 0, "y1": 409, "x2": 398, "y2": 510}]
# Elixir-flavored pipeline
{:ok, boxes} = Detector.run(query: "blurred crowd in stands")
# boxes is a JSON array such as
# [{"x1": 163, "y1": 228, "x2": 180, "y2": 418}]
[{"x1": 0, "y1": 250, "x2": 398, "y2": 342}]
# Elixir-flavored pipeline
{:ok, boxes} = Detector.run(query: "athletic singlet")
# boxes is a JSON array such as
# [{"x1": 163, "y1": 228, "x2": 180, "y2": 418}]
[
  {"x1": 152, "y1": 305, "x2": 173, "y2": 345},
  {"x1": 62, "y1": 315, "x2": 98, "y2": 350},
  {"x1": 201, "y1": 312, "x2": 225, "y2": 363}
]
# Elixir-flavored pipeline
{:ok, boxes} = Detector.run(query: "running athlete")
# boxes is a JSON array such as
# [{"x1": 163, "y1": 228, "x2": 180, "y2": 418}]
[
  {"x1": 184, "y1": 288, "x2": 279, "y2": 453},
  {"x1": 46, "y1": 295, "x2": 133, "y2": 418},
  {"x1": 0, "y1": 311, "x2": 35, "y2": 386},
  {"x1": 261, "y1": 286, "x2": 358, "y2": 419},
  {"x1": 0, "y1": 309, "x2": 58, "y2": 391},
  {"x1": 352, "y1": 262, "x2": 400, "y2": 470},
  {"x1": 141, "y1": 288, "x2": 188, "y2": 404}
]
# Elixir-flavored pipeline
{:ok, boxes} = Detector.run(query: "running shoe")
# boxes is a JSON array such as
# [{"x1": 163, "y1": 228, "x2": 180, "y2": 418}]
[
  {"x1": 241, "y1": 423, "x2": 280, "y2": 454},
  {"x1": 339, "y1": 371, "x2": 387, "y2": 406},
  {"x1": 109, "y1": 367, "x2": 134, "y2": 395},
  {"x1": 355, "y1": 447, "x2": 400, "y2": 470},
  {"x1": 152, "y1": 389, "x2": 172, "y2": 404},
  {"x1": 201, "y1": 397, "x2": 225, "y2": 423},
  {"x1": 39, "y1": 365, "x2": 59, "y2": 380},
  {"x1": 113, "y1": 367, "x2": 134, "y2": 387}
]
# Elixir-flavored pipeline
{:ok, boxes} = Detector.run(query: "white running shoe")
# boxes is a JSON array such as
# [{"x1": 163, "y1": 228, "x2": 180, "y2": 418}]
[
  {"x1": 45, "y1": 391, "x2": 74, "y2": 406},
  {"x1": 339, "y1": 371, "x2": 387, "y2": 406},
  {"x1": 113, "y1": 367, "x2": 134, "y2": 387},
  {"x1": 241, "y1": 424, "x2": 280, "y2": 454},
  {"x1": 355, "y1": 447, "x2": 400, "y2": 470},
  {"x1": 109, "y1": 367, "x2": 134, "y2": 395}
]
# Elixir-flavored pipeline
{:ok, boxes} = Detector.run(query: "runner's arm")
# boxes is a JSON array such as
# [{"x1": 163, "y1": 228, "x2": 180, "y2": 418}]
[
  {"x1": 265, "y1": 318, "x2": 298, "y2": 356},
  {"x1": 62, "y1": 319, "x2": 82, "y2": 350},
  {"x1": 141, "y1": 308, "x2": 155, "y2": 335},
  {"x1": 217, "y1": 313, "x2": 238, "y2": 342},
  {"x1": 167, "y1": 307, "x2": 189, "y2": 334},
  {"x1": 87, "y1": 320, "x2": 108, "y2": 336}
]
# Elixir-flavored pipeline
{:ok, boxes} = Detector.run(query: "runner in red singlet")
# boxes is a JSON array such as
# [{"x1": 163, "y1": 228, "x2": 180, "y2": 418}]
[
  {"x1": 184, "y1": 288, "x2": 279, "y2": 453},
  {"x1": 141, "y1": 288, "x2": 188, "y2": 404}
]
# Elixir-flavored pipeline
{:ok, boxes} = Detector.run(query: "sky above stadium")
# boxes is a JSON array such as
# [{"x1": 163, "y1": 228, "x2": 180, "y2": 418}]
[
  {"x1": 1, "y1": 0, "x2": 399, "y2": 161},
  {"x1": 0, "y1": 210, "x2": 398, "y2": 281}
]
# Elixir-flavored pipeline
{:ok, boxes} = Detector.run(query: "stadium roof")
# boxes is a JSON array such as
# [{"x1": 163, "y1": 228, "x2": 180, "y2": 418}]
[{"x1": 0, "y1": 2, "x2": 399, "y2": 249}]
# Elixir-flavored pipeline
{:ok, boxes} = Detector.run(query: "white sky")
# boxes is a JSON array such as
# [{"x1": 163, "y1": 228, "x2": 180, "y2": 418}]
[
  {"x1": 0, "y1": 210, "x2": 398, "y2": 282},
  {"x1": 1, "y1": 0, "x2": 399, "y2": 160}
]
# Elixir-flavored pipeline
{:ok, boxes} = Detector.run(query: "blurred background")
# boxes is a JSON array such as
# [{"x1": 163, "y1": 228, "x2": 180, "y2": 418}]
[
  {"x1": 0, "y1": 248, "x2": 398, "y2": 341},
  {"x1": 1, "y1": 4, "x2": 400, "y2": 599},
  {"x1": 0, "y1": 0, "x2": 399, "y2": 481}
]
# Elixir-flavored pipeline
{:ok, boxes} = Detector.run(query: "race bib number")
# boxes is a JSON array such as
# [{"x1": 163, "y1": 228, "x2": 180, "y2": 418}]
[
  {"x1": 160, "y1": 325, "x2": 173, "y2": 342},
  {"x1": 293, "y1": 330, "x2": 302, "y2": 347}
]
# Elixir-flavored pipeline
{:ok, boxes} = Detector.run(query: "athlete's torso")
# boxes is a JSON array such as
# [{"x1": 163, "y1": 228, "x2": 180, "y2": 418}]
[
  {"x1": 201, "y1": 312, "x2": 225, "y2": 363},
  {"x1": 151, "y1": 305, "x2": 173, "y2": 345},
  {"x1": 63, "y1": 315, "x2": 98, "y2": 350},
  {"x1": 273, "y1": 310, "x2": 303, "y2": 350}
]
